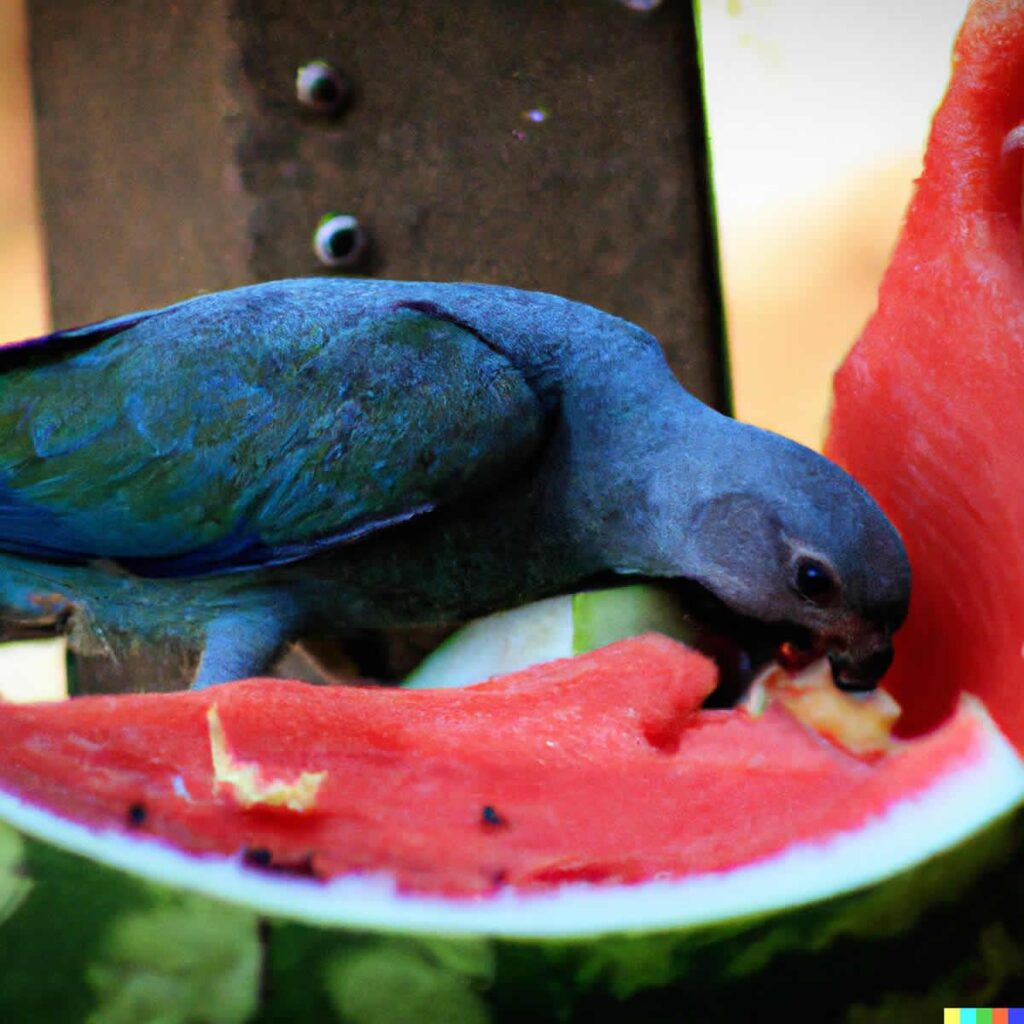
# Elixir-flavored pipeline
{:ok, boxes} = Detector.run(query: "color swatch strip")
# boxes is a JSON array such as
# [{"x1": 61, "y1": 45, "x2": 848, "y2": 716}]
[{"x1": 945, "y1": 1010, "x2": 1023, "y2": 1024}]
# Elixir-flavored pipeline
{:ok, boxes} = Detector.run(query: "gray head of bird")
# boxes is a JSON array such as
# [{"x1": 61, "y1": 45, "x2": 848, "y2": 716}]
[{"x1": 598, "y1": 414, "x2": 911, "y2": 693}]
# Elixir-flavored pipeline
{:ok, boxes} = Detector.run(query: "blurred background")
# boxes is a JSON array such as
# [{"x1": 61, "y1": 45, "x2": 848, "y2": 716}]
[
  {"x1": 0, "y1": 1, "x2": 46, "y2": 344},
  {"x1": 701, "y1": 0, "x2": 967, "y2": 445},
  {"x1": 0, "y1": 0, "x2": 971, "y2": 697}
]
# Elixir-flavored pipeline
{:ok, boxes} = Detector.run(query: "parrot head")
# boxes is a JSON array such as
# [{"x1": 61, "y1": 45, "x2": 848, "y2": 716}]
[
  {"x1": 608, "y1": 411, "x2": 911, "y2": 696},
  {"x1": 675, "y1": 425, "x2": 910, "y2": 693}
]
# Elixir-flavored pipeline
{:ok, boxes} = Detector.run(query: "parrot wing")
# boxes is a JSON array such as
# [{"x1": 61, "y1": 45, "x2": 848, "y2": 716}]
[{"x1": 0, "y1": 295, "x2": 549, "y2": 576}]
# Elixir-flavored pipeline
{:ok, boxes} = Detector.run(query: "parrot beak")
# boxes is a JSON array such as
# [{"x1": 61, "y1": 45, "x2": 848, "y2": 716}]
[{"x1": 827, "y1": 639, "x2": 894, "y2": 693}]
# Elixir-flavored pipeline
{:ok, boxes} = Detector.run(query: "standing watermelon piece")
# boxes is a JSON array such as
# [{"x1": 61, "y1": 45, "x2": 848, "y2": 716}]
[{"x1": 828, "y1": 0, "x2": 1024, "y2": 746}]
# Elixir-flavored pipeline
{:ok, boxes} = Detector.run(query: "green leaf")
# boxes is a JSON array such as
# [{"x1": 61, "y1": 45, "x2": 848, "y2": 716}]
[
  {"x1": 0, "y1": 822, "x2": 32, "y2": 927},
  {"x1": 323, "y1": 941, "x2": 492, "y2": 1024},
  {"x1": 87, "y1": 894, "x2": 260, "y2": 1024}
]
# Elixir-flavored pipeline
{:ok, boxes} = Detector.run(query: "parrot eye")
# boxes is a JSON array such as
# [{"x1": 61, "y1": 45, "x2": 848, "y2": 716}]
[
  {"x1": 313, "y1": 213, "x2": 368, "y2": 269},
  {"x1": 296, "y1": 61, "x2": 350, "y2": 114},
  {"x1": 793, "y1": 557, "x2": 838, "y2": 605}
]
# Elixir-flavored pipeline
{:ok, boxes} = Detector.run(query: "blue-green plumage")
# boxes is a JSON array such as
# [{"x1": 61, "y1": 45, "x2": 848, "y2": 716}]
[{"x1": 0, "y1": 279, "x2": 910, "y2": 690}]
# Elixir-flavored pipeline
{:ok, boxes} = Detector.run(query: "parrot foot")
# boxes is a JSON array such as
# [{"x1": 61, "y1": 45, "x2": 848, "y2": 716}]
[{"x1": 192, "y1": 607, "x2": 293, "y2": 689}]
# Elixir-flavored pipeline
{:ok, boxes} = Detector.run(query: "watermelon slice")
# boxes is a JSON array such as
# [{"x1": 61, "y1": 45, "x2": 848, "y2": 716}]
[
  {"x1": 3, "y1": 634, "x2": 1015, "y2": 898},
  {"x1": 827, "y1": 0, "x2": 1024, "y2": 750},
  {"x1": 5, "y1": 1, "x2": 1024, "y2": 1019},
  {"x1": 1, "y1": 635, "x2": 1022, "y2": 1020}
]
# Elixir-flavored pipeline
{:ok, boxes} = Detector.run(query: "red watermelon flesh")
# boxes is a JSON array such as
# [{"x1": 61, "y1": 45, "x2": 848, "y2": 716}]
[
  {"x1": 0, "y1": 635, "x2": 993, "y2": 896},
  {"x1": 827, "y1": 0, "x2": 1024, "y2": 746}
]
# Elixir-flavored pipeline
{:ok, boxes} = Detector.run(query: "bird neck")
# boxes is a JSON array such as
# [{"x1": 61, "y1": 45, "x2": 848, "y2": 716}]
[{"x1": 549, "y1": 356, "x2": 725, "y2": 581}]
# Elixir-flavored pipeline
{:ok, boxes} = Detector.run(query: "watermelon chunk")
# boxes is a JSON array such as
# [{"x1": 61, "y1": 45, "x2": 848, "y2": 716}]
[
  {"x1": 0, "y1": 633, "x2": 1021, "y2": 1021},
  {"x1": 0, "y1": 635, "x2": 1008, "y2": 899},
  {"x1": 828, "y1": 1, "x2": 1024, "y2": 746}
]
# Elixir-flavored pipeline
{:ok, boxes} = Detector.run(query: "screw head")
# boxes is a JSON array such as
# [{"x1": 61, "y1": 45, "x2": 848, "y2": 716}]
[
  {"x1": 313, "y1": 213, "x2": 368, "y2": 269},
  {"x1": 296, "y1": 61, "x2": 350, "y2": 115}
]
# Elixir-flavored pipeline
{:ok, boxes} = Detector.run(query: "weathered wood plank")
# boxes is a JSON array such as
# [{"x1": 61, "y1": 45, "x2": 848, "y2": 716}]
[{"x1": 27, "y1": 0, "x2": 726, "y2": 404}]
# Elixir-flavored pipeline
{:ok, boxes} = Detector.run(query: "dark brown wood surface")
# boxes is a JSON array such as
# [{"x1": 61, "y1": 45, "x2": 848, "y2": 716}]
[{"x1": 27, "y1": 0, "x2": 727, "y2": 407}]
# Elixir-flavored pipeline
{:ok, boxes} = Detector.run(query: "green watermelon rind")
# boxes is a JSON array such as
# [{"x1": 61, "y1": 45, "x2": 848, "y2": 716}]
[
  {"x1": 1, "y1": 698, "x2": 1022, "y2": 1021},
  {"x1": 403, "y1": 584, "x2": 696, "y2": 690}
]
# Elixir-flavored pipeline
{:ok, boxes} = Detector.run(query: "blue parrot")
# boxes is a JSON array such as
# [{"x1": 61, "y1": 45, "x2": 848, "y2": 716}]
[{"x1": 0, "y1": 279, "x2": 909, "y2": 691}]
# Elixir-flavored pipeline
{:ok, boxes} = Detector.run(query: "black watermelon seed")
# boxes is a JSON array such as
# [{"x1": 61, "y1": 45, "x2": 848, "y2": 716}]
[
  {"x1": 481, "y1": 805, "x2": 506, "y2": 827},
  {"x1": 243, "y1": 846, "x2": 273, "y2": 867}
]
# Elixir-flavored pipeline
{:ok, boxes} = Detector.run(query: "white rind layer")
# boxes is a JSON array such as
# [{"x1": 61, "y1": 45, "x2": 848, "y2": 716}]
[
  {"x1": 402, "y1": 585, "x2": 694, "y2": 690},
  {"x1": 404, "y1": 596, "x2": 575, "y2": 689},
  {"x1": 0, "y1": 697, "x2": 1021, "y2": 939}
]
